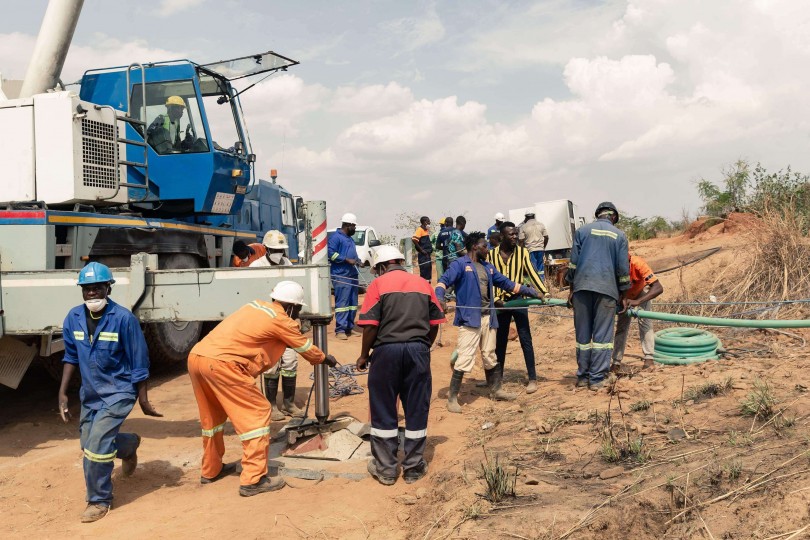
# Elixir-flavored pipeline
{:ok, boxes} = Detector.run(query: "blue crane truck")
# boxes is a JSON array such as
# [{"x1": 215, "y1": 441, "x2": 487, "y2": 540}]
[{"x1": 0, "y1": 1, "x2": 327, "y2": 389}]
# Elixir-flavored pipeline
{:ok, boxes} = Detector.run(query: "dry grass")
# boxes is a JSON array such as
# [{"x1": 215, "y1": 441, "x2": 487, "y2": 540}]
[{"x1": 669, "y1": 209, "x2": 810, "y2": 319}]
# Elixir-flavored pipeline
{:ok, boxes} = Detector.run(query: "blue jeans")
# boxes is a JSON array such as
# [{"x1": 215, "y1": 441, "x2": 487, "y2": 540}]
[
  {"x1": 495, "y1": 307, "x2": 536, "y2": 380},
  {"x1": 333, "y1": 279, "x2": 358, "y2": 335},
  {"x1": 572, "y1": 291, "x2": 616, "y2": 384},
  {"x1": 79, "y1": 398, "x2": 139, "y2": 505},
  {"x1": 529, "y1": 250, "x2": 545, "y2": 277}
]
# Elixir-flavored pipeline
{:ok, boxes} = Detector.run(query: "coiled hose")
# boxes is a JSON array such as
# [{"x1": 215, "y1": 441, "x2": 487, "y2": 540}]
[{"x1": 652, "y1": 327, "x2": 722, "y2": 364}]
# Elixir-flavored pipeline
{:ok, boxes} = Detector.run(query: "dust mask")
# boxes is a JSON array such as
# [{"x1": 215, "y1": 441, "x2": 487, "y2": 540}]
[
  {"x1": 269, "y1": 253, "x2": 283, "y2": 264},
  {"x1": 85, "y1": 298, "x2": 107, "y2": 313}
]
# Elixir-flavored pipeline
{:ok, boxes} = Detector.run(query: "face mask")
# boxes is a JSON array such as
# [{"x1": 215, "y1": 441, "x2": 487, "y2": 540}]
[
  {"x1": 85, "y1": 298, "x2": 107, "y2": 313},
  {"x1": 269, "y1": 253, "x2": 283, "y2": 264}
]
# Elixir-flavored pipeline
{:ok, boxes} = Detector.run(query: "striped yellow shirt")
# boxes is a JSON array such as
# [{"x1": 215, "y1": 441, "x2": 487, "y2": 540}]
[{"x1": 487, "y1": 245, "x2": 548, "y2": 302}]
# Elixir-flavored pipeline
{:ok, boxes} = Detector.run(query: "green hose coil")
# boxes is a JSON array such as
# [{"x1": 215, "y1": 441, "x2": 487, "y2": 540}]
[{"x1": 653, "y1": 328, "x2": 722, "y2": 365}]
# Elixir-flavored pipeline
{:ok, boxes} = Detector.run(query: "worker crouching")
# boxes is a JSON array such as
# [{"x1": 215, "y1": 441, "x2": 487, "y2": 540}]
[
  {"x1": 188, "y1": 281, "x2": 337, "y2": 496},
  {"x1": 356, "y1": 246, "x2": 445, "y2": 485}
]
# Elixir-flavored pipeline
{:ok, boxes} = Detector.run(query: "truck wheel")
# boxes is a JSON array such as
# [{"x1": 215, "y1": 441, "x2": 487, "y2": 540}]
[
  {"x1": 143, "y1": 254, "x2": 204, "y2": 365},
  {"x1": 40, "y1": 352, "x2": 80, "y2": 388}
]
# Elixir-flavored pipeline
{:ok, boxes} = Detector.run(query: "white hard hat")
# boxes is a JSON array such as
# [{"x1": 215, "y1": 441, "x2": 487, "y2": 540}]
[
  {"x1": 341, "y1": 213, "x2": 357, "y2": 225},
  {"x1": 372, "y1": 245, "x2": 405, "y2": 267},
  {"x1": 270, "y1": 280, "x2": 307, "y2": 306},
  {"x1": 262, "y1": 229, "x2": 288, "y2": 249},
  {"x1": 494, "y1": 212, "x2": 505, "y2": 220}
]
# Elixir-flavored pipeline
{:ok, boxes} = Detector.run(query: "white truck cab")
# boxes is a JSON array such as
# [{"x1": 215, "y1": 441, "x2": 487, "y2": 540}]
[{"x1": 328, "y1": 225, "x2": 381, "y2": 267}]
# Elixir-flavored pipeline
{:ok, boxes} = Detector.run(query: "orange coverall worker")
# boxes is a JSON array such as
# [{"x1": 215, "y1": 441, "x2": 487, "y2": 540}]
[
  {"x1": 231, "y1": 243, "x2": 267, "y2": 267},
  {"x1": 188, "y1": 299, "x2": 326, "y2": 486}
]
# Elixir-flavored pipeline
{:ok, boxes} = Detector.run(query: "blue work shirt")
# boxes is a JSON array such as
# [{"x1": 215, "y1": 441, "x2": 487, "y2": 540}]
[
  {"x1": 436, "y1": 226, "x2": 453, "y2": 257},
  {"x1": 566, "y1": 217, "x2": 631, "y2": 301},
  {"x1": 62, "y1": 299, "x2": 150, "y2": 410},
  {"x1": 486, "y1": 223, "x2": 500, "y2": 240},
  {"x1": 436, "y1": 255, "x2": 520, "y2": 329},
  {"x1": 328, "y1": 229, "x2": 359, "y2": 278}
]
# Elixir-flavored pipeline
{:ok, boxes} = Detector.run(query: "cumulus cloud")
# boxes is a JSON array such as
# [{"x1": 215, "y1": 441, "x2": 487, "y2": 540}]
[
  {"x1": 379, "y1": 4, "x2": 445, "y2": 53},
  {"x1": 156, "y1": 0, "x2": 205, "y2": 18}
]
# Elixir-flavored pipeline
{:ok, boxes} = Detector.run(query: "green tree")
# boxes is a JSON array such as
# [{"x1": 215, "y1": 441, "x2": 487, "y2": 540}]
[{"x1": 697, "y1": 159, "x2": 750, "y2": 216}]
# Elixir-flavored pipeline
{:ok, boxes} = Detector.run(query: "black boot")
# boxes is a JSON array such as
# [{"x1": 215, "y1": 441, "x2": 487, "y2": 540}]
[
  {"x1": 485, "y1": 368, "x2": 517, "y2": 401},
  {"x1": 447, "y1": 370, "x2": 464, "y2": 413},
  {"x1": 279, "y1": 375, "x2": 304, "y2": 418},
  {"x1": 264, "y1": 376, "x2": 285, "y2": 421}
]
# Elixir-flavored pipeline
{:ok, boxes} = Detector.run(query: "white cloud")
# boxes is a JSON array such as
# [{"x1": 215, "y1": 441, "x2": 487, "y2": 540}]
[
  {"x1": 379, "y1": 5, "x2": 445, "y2": 53},
  {"x1": 329, "y1": 82, "x2": 414, "y2": 118},
  {"x1": 156, "y1": 0, "x2": 205, "y2": 18}
]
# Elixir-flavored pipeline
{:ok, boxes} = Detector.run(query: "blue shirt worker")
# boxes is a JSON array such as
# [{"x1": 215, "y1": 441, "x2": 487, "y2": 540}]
[
  {"x1": 436, "y1": 232, "x2": 539, "y2": 414},
  {"x1": 57, "y1": 262, "x2": 160, "y2": 523},
  {"x1": 486, "y1": 212, "x2": 505, "y2": 240},
  {"x1": 565, "y1": 202, "x2": 631, "y2": 390},
  {"x1": 411, "y1": 216, "x2": 433, "y2": 282},
  {"x1": 435, "y1": 217, "x2": 454, "y2": 271},
  {"x1": 357, "y1": 246, "x2": 445, "y2": 486},
  {"x1": 329, "y1": 212, "x2": 360, "y2": 340}
]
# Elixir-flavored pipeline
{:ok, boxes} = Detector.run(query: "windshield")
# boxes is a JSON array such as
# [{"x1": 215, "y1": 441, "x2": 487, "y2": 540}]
[
  {"x1": 131, "y1": 81, "x2": 208, "y2": 154},
  {"x1": 199, "y1": 51, "x2": 298, "y2": 81},
  {"x1": 328, "y1": 230, "x2": 366, "y2": 246},
  {"x1": 198, "y1": 73, "x2": 244, "y2": 153}
]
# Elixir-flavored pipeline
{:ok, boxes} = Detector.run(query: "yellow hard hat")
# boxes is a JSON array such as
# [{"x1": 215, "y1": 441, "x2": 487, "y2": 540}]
[{"x1": 165, "y1": 95, "x2": 185, "y2": 108}]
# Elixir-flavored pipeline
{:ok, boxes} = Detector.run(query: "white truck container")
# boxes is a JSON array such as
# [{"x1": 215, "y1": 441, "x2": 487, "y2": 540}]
[{"x1": 508, "y1": 199, "x2": 583, "y2": 258}]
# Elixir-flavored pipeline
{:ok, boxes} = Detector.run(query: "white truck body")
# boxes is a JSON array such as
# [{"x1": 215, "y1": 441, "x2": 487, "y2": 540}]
[{"x1": 508, "y1": 199, "x2": 582, "y2": 256}]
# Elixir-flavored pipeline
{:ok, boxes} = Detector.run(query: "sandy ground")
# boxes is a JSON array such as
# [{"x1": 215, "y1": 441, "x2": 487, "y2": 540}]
[{"x1": 1, "y1": 223, "x2": 809, "y2": 539}]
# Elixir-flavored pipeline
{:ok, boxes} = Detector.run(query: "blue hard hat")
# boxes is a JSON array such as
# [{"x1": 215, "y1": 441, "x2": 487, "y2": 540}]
[{"x1": 77, "y1": 262, "x2": 115, "y2": 286}]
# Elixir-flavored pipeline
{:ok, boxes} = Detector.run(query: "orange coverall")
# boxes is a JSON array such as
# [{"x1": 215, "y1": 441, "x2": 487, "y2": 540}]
[
  {"x1": 188, "y1": 300, "x2": 326, "y2": 485},
  {"x1": 231, "y1": 243, "x2": 267, "y2": 267}
]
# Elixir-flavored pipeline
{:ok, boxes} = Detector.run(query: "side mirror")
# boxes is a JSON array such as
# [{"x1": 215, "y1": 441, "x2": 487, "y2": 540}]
[
  {"x1": 369, "y1": 239, "x2": 381, "y2": 247},
  {"x1": 234, "y1": 141, "x2": 244, "y2": 154},
  {"x1": 295, "y1": 196, "x2": 304, "y2": 216},
  {"x1": 247, "y1": 153, "x2": 256, "y2": 163},
  {"x1": 297, "y1": 218, "x2": 305, "y2": 232}
]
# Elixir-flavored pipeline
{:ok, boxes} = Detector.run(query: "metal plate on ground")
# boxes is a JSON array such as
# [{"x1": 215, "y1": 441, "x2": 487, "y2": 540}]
[{"x1": 0, "y1": 336, "x2": 37, "y2": 389}]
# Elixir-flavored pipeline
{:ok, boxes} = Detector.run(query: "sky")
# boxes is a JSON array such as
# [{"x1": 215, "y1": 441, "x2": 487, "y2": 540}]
[{"x1": 2, "y1": 0, "x2": 810, "y2": 235}]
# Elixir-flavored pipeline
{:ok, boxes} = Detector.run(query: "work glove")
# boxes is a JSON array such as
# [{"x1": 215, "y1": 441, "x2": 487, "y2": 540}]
[
  {"x1": 323, "y1": 354, "x2": 338, "y2": 368},
  {"x1": 519, "y1": 285, "x2": 540, "y2": 299}
]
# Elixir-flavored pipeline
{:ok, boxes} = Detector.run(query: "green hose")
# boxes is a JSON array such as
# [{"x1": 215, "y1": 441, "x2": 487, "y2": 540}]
[
  {"x1": 653, "y1": 328, "x2": 722, "y2": 364},
  {"x1": 629, "y1": 308, "x2": 810, "y2": 328},
  {"x1": 504, "y1": 298, "x2": 570, "y2": 308}
]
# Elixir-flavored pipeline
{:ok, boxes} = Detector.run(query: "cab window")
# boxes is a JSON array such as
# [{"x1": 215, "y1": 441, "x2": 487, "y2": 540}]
[{"x1": 131, "y1": 81, "x2": 209, "y2": 155}]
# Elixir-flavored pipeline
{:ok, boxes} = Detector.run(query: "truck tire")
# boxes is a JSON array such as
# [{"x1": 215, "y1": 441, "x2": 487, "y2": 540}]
[{"x1": 143, "y1": 254, "x2": 204, "y2": 365}]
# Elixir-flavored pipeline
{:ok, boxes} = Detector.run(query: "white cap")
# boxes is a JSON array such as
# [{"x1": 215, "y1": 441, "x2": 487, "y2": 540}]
[
  {"x1": 270, "y1": 280, "x2": 307, "y2": 306},
  {"x1": 372, "y1": 245, "x2": 405, "y2": 267},
  {"x1": 341, "y1": 213, "x2": 357, "y2": 225},
  {"x1": 262, "y1": 229, "x2": 288, "y2": 249},
  {"x1": 494, "y1": 212, "x2": 505, "y2": 221}
]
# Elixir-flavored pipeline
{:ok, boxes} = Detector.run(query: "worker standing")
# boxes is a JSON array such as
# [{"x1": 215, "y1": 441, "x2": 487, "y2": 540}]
[
  {"x1": 436, "y1": 232, "x2": 540, "y2": 413},
  {"x1": 187, "y1": 281, "x2": 337, "y2": 496},
  {"x1": 58, "y1": 262, "x2": 161, "y2": 523},
  {"x1": 566, "y1": 202, "x2": 630, "y2": 390},
  {"x1": 232, "y1": 240, "x2": 267, "y2": 267},
  {"x1": 329, "y1": 213, "x2": 360, "y2": 340},
  {"x1": 487, "y1": 212, "x2": 505, "y2": 240},
  {"x1": 357, "y1": 246, "x2": 445, "y2": 485},
  {"x1": 488, "y1": 222, "x2": 549, "y2": 394},
  {"x1": 518, "y1": 211, "x2": 549, "y2": 279},
  {"x1": 412, "y1": 216, "x2": 433, "y2": 282},
  {"x1": 250, "y1": 231, "x2": 303, "y2": 419},
  {"x1": 612, "y1": 254, "x2": 664, "y2": 371}
]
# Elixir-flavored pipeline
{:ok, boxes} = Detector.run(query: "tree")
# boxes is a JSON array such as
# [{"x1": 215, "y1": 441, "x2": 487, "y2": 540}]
[{"x1": 697, "y1": 159, "x2": 750, "y2": 216}]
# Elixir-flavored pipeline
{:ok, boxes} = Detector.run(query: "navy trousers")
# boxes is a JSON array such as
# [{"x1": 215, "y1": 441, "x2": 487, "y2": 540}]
[
  {"x1": 368, "y1": 342, "x2": 432, "y2": 478},
  {"x1": 79, "y1": 398, "x2": 139, "y2": 506},
  {"x1": 495, "y1": 307, "x2": 537, "y2": 380},
  {"x1": 417, "y1": 253, "x2": 432, "y2": 282},
  {"x1": 572, "y1": 290, "x2": 616, "y2": 384},
  {"x1": 333, "y1": 279, "x2": 358, "y2": 335}
]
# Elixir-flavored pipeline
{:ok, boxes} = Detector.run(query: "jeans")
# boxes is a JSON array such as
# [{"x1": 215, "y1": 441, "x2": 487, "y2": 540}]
[
  {"x1": 529, "y1": 250, "x2": 545, "y2": 277},
  {"x1": 495, "y1": 307, "x2": 536, "y2": 380},
  {"x1": 79, "y1": 398, "x2": 138, "y2": 505},
  {"x1": 417, "y1": 253, "x2": 432, "y2": 282}
]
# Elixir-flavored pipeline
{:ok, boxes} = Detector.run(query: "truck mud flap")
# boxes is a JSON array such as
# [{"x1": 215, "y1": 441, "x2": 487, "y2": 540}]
[{"x1": 0, "y1": 336, "x2": 37, "y2": 389}]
